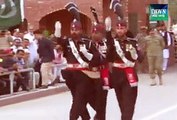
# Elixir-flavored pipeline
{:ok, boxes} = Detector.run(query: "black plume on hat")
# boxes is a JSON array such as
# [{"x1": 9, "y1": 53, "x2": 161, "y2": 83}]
[
  {"x1": 110, "y1": 0, "x2": 124, "y2": 20},
  {"x1": 65, "y1": 2, "x2": 80, "y2": 21},
  {"x1": 90, "y1": 7, "x2": 99, "y2": 24}
]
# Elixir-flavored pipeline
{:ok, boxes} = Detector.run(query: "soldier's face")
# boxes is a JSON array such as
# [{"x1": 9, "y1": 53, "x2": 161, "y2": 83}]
[
  {"x1": 91, "y1": 32, "x2": 103, "y2": 42},
  {"x1": 115, "y1": 26, "x2": 127, "y2": 37},
  {"x1": 70, "y1": 29, "x2": 82, "y2": 38}
]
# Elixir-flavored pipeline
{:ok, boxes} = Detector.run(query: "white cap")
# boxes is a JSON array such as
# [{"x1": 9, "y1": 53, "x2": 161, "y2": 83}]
[
  {"x1": 24, "y1": 49, "x2": 30, "y2": 54},
  {"x1": 12, "y1": 36, "x2": 22, "y2": 42},
  {"x1": 17, "y1": 46, "x2": 24, "y2": 51},
  {"x1": 23, "y1": 33, "x2": 34, "y2": 43}
]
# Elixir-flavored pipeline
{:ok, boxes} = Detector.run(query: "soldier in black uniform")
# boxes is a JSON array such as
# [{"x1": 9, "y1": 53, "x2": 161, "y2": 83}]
[
  {"x1": 89, "y1": 23, "x2": 110, "y2": 120},
  {"x1": 106, "y1": 19, "x2": 140, "y2": 120},
  {"x1": 106, "y1": 1, "x2": 140, "y2": 119},
  {"x1": 55, "y1": 20, "x2": 106, "y2": 120},
  {"x1": 53, "y1": 2, "x2": 107, "y2": 120}
]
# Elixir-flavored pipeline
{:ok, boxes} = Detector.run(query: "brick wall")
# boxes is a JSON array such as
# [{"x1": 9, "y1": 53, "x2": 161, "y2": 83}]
[
  {"x1": 24, "y1": 0, "x2": 103, "y2": 30},
  {"x1": 24, "y1": 0, "x2": 158, "y2": 31},
  {"x1": 128, "y1": 0, "x2": 158, "y2": 34}
]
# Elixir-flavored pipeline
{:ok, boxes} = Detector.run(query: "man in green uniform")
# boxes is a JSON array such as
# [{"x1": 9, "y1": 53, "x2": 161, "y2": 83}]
[{"x1": 144, "y1": 27, "x2": 165, "y2": 86}]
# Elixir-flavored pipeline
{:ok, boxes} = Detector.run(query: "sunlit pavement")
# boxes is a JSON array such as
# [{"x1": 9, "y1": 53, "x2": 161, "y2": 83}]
[{"x1": 0, "y1": 64, "x2": 176, "y2": 120}]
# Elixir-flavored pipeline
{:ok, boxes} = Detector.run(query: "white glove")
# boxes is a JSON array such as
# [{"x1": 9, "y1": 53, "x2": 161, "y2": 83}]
[
  {"x1": 54, "y1": 21, "x2": 61, "y2": 37},
  {"x1": 79, "y1": 45, "x2": 87, "y2": 53},
  {"x1": 126, "y1": 44, "x2": 138, "y2": 60},
  {"x1": 80, "y1": 45, "x2": 93, "y2": 61},
  {"x1": 129, "y1": 48, "x2": 138, "y2": 60},
  {"x1": 105, "y1": 16, "x2": 111, "y2": 31}
]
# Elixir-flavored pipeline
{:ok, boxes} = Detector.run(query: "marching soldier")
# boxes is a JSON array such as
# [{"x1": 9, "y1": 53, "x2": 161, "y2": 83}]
[
  {"x1": 92, "y1": 23, "x2": 110, "y2": 90},
  {"x1": 106, "y1": 19, "x2": 140, "y2": 120},
  {"x1": 89, "y1": 23, "x2": 109, "y2": 120},
  {"x1": 90, "y1": 7, "x2": 110, "y2": 90},
  {"x1": 53, "y1": 2, "x2": 106, "y2": 120},
  {"x1": 105, "y1": 0, "x2": 141, "y2": 119}
]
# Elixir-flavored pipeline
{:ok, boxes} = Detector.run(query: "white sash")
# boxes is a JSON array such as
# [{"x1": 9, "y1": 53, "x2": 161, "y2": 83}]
[
  {"x1": 98, "y1": 40, "x2": 107, "y2": 58},
  {"x1": 69, "y1": 39, "x2": 88, "y2": 67},
  {"x1": 114, "y1": 39, "x2": 135, "y2": 67}
]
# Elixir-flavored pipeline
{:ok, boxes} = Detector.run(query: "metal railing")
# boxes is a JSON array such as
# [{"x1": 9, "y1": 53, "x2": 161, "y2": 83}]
[{"x1": 0, "y1": 68, "x2": 36, "y2": 94}]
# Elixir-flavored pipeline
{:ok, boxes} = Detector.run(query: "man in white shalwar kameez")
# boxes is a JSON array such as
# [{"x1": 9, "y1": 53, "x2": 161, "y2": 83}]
[
  {"x1": 23, "y1": 26, "x2": 39, "y2": 67},
  {"x1": 158, "y1": 24, "x2": 172, "y2": 72}
]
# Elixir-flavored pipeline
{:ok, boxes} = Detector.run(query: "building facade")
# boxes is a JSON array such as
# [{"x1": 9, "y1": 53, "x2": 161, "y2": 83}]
[{"x1": 24, "y1": 0, "x2": 159, "y2": 36}]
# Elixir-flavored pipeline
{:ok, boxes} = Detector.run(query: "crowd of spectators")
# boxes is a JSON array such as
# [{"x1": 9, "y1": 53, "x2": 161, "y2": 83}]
[{"x1": 0, "y1": 26, "x2": 66, "y2": 95}]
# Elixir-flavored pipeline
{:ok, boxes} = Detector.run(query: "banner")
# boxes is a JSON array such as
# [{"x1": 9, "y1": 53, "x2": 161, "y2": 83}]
[
  {"x1": 149, "y1": 4, "x2": 168, "y2": 21},
  {"x1": 0, "y1": 0, "x2": 23, "y2": 29}
]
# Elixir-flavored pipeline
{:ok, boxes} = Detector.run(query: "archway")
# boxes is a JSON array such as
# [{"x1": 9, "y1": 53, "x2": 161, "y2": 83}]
[{"x1": 39, "y1": 9, "x2": 92, "y2": 36}]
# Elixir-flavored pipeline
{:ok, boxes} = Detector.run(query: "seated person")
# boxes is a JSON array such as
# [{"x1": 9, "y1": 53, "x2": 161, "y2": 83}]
[
  {"x1": 13, "y1": 49, "x2": 30, "y2": 91},
  {"x1": 0, "y1": 50, "x2": 18, "y2": 94}
]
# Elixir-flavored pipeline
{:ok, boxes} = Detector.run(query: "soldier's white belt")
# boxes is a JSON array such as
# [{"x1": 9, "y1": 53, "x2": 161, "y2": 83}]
[
  {"x1": 67, "y1": 64, "x2": 106, "y2": 71},
  {"x1": 67, "y1": 64, "x2": 86, "y2": 69},
  {"x1": 66, "y1": 64, "x2": 100, "y2": 78},
  {"x1": 112, "y1": 63, "x2": 134, "y2": 68}
]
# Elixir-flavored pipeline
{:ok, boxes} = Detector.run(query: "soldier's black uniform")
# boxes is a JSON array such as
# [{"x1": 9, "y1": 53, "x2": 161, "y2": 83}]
[
  {"x1": 106, "y1": 30, "x2": 139, "y2": 120},
  {"x1": 54, "y1": 35, "x2": 105, "y2": 120},
  {"x1": 95, "y1": 39, "x2": 109, "y2": 120},
  {"x1": 55, "y1": 2, "x2": 107, "y2": 119}
]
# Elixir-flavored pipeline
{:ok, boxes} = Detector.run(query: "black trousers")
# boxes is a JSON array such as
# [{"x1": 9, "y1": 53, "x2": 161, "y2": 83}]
[
  {"x1": 62, "y1": 69, "x2": 107, "y2": 120},
  {"x1": 34, "y1": 60, "x2": 42, "y2": 87},
  {"x1": 14, "y1": 72, "x2": 29, "y2": 91},
  {"x1": 110, "y1": 67, "x2": 138, "y2": 120}
]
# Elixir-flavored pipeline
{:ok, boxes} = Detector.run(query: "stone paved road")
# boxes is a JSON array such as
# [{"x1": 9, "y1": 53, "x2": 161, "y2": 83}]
[{"x1": 0, "y1": 64, "x2": 176, "y2": 120}]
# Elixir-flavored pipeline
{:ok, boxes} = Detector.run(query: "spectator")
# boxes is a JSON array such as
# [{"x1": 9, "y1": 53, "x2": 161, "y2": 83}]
[
  {"x1": 5, "y1": 30, "x2": 13, "y2": 46},
  {"x1": 14, "y1": 49, "x2": 30, "y2": 91},
  {"x1": 0, "y1": 30, "x2": 11, "y2": 49},
  {"x1": 10, "y1": 38, "x2": 22, "y2": 53},
  {"x1": 0, "y1": 50, "x2": 18, "y2": 94},
  {"x1": 34, "y1": 30, "x2": 55, "y2": 88},
  {"x1": 52, "y1": 44, "x2": 66, "y2": 83},
  {"x1": 157, "y1": 22, "x2": 173, "y2": 72},
  {"x1": 12, "y1": 29, "x2": 22, "y2": 42},
  {"x1": 23, "y1": 25, "x2": 39, "y2": 67}
]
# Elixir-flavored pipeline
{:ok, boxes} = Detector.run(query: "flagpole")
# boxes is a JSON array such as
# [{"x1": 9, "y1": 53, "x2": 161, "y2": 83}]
[{"x1": 20, "y1": 0, "x2": 25, "y2": 22}]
